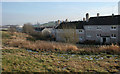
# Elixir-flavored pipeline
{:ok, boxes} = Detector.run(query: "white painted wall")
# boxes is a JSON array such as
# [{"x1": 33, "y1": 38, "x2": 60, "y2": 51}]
[
  {"x1": 55, "y1": 29, "x2": 85, "y2": 42},
  {"x1": 84, "y1": 25, "x2": 119, "y2": 43}
]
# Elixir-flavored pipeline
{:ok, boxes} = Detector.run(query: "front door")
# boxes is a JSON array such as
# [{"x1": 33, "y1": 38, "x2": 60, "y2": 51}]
[{"x1": 103, "y1": 37, "x2": 106, "y2": 44}]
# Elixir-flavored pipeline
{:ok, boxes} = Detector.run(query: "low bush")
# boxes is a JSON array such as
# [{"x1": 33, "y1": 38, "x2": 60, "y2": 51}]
[{"x1": 99, "y1": 44, "x2": 120, "y2": 54}]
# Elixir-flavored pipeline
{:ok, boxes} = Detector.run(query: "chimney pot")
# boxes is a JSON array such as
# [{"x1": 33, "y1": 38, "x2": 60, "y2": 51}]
[
  {"x1": 86, "y1": 13, "x2": 89, "y2": 22},
  {"x1": 97, "y1": 13, "x2": 99, "y2": 17},
  {"x1": 57, "y1": 20, "x2": 60, "y2": 25},
  {"x1": 83, "y1": 18, "x2": 85, "y2": 21},
  {"x1": 65, "y1": 19, "x2": 68, "y2": 22},
  {"x1": 112, "y1": 13, "x2": 114, "y2": 16}
]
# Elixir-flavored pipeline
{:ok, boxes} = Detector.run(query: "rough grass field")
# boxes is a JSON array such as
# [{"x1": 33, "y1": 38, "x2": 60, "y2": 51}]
[
  {"x1": 2, "y1": 49, "x2": 120, "y2": 72},
  {"x1": 1, "y1": 31, "x2": 120, "y2": 73}
]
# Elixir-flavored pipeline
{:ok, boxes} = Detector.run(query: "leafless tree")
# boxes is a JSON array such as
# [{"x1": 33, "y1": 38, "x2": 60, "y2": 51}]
[
  {"x1": 61, "y1": 23, "x2": 79, "y2": 44},
  {"x1": 22, "y1": 23, "x2": 34, "y2": 34},
  {"x1": 8, "y1": 26, "x2": 17, "y2": 33}
]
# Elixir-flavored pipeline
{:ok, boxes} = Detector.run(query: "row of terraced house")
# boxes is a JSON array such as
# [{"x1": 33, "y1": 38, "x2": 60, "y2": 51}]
[{"x1": 54, "y1": 13, "x2": 120, "y2": 44}]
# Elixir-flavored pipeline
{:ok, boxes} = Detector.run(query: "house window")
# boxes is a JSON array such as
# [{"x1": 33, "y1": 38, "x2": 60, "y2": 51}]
[
  {"x1": 87, "y1": 35, "x2": 91, "y2": 37},
  {"x1": 79, "y1": 30, "x2": 83, "y2": 32},
  {"x1": 111, "y1": 26, "x2": 116, "y2": 30},
  {"x1": 80, "y1": 37, "x2": 83, "y2": 40},
  {"x1": 111, "y1": 34, "x2": 116, "y2": 38},
  {"x1": 96, "y1": 34, "x2": 101, "y2": 37},
  {"x1": 97, "y1": 26, "x2": 101, "y2": 30},
  {"x1": 87, "y1": 26, "x2": 91, "y2": 30}
]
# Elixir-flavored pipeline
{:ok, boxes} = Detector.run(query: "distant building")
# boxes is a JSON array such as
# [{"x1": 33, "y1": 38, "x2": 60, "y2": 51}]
[
  {"x1": 118, "y1": 1, "x2": 120, "y2": 15},
  {"x1": 33, "y1": 21, "x2": 57, "y2": 32},
  {"x1": 42, "y1": 27, "x2": 55, "y2": 36},
  {"x1": 0, "y1": 25, "x2": 23, "y2": 32},
  {"x1": 16, "y1": 25, "x2": 23, "y2": 32}
]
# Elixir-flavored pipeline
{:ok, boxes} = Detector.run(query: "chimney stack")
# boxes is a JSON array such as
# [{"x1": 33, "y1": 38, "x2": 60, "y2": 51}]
[
  {"x1": 112, "y1": 13, "x2": 114, "y2": 17},
  {"x1": 97, "y1": 13, "x2": 99, "y2": 17},
  {"x1": 83, "y1": 17, "x2": 85, "y2": 22},
  {"x1": 86, "y1": 13, "x2": 89, "y2": 22},
  {"x1": 65, "y1": 19, "x2": 68, "y2": 22},
  {"x1": 57, "y1": 20, "x2": 60, "y2": 25}
]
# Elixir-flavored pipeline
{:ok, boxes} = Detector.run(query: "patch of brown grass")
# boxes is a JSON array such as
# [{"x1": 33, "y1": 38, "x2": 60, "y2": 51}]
[
  {"x1": 99, "y1": 44, "x2": 120, "y2": 54},
  {"x1": 7, "y1": 37, "x2": 78, "y2": 52},
  {"x1": 4, "y1": 32, "x2": 120, "y2": 54}
]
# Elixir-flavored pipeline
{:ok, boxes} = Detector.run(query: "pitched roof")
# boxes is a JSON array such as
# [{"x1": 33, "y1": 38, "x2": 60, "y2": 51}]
[
  {"x1": 55, "y1": 21, "x2": 86, "y2": 29},
  {"x1": 87, "y1": 15, "x2": 120, "y2": 25},
  {"x1": 55, "y1": 15, "x2": 120, "y2": 29}
]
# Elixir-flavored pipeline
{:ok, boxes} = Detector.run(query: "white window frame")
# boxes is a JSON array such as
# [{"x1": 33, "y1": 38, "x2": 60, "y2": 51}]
[
  {"x1": 111, "y1": 26, "x2": 116, "y2": 30},
  {"x1": 96, "y1": 34, "x2": 101, "y2": 37},
  {"x1": 79, "y1": 29, "x2": 83, "y2": 33},
  {"x1": 79, "y1": 37, "x2": 83, "y2": 40},
  {"x1": 87, "y1": 35, "x2": 92, "y2": 38},
  {"x1": 97, "y1": 26, "x2": 101, "y2": 30},
  {"x1": 79, "y1": 30, "x2": 82, "y2": 32},
  {"x1": 87, "y1": 26, "x2": 92, "y2": 30},
  {"x1": 111, "y1": 34, "x2": 116, "y2": 38}
]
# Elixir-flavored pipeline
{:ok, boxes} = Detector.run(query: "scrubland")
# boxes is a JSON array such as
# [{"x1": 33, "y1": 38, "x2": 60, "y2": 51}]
[{"x1": 1, "y1": 31, "x2": 120, "y2": 73}]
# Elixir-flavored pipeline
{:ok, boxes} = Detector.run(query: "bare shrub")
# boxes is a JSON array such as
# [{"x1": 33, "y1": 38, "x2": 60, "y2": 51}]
[
  {"x1": 8, "y1": 26, "x2": 17, "y2": 33},
  {"x1": 7, "y1": 36, "x2": 78, "y2": 52},
  {"x1": 22, "y1": 23, "x2": 34, "y2": 34}
]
